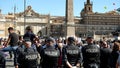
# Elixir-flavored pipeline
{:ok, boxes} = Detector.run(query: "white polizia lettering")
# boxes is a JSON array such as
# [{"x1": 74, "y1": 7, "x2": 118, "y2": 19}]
[
  {"x1": 86, "y1": 49, "x2": 99, "y2": 53},
  {"x1": 67, "y1": 50, "x2": 79, "y2": 54},
  {"x1": 25, "y1": 54, "x2": 38, "y2": 60},
  {"x1": 45, "y1": 51, "x2": 59, "y2": 57}
]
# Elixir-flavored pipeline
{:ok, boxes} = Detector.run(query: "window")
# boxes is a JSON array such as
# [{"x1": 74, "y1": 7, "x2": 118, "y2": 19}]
[
  {"x1": 89, "y1": 7, "x2": 91, "y2": 11},
  {"x1": 0, "y1": 30, "x2": 4, "y2": 34}
]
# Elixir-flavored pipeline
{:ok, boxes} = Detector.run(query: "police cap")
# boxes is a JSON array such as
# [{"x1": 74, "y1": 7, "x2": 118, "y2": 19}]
[
  {"x1": 68, "y1": 37, "x2": 75, "y2": 42},
  {"x1": 86, "y1": 36, "x2": 93, "y2": 40},
  {"x1": 46, "y1": 37, "x2": 54, "y2": 42},
  {"x1": 87, "y1": 36, "x2": 93, "y2": 39},
  {"x1": 23, "y1": 37, "x2": 31, "y2": 42}
]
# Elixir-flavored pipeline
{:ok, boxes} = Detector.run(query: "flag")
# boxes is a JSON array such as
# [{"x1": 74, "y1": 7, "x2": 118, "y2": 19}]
[
  {"x1": 113, "y1": 3, "x2": 115, "y2": 5},
  {"x1": 104, "y1": 6, "x2": 107, "y2": 9}
]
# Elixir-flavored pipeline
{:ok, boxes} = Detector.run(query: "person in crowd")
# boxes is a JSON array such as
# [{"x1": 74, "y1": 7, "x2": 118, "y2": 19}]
[
  {"x1": 36, "y1": 37, "x2": 60, "y2": 68},
  {"x1": 23, "y1": 26, "x2": 38, "y2": 50},
  {"x1": 2, "y1": 38, "x2": 13, "y2": 59},
  {"x1": 103, "y1": 37, "x2": 107, "y2": 42},
  {"x1": 0, "y1": 38, "x2": 3, "y2": 45},
  {"x1": 58, "y1": 43, "x2": 64, "y2": 68},
  {"x1": 18, "y1": 36, "x2": 23, "y2": 46},
  {"x1": 82, "y1": 36, "x2": 100, "y2": 68},
  {"x1": 76, "y1": 37, "x2": 83, "y2": 50},
  {"x1": 62, "y1": 37, "x2": 82, "y2": 68},
  {"x1": 116, "y1": 53, "x2": 120, "y2": 68},
  {"x1": 56, "y1": 37, "x2": 64, "y2": 68},
  {"x1": 16, "y1": 37, "x2": 40, "y2": 68},
  {"x1": 23, "y1": 26, "x2": 36, "y2": 44},
  {"x1": 0, "y1": 27, "x2": 19, "y2": 68},
  {"x1": 110, "y1": 42, "x2": 120, "y2": 68},
  {"x1": 100, "y1": 41, "x2": 112, "y2": 68},
  {"x1": 94, "y1": 41, "x2": 100, "y2": 48}
]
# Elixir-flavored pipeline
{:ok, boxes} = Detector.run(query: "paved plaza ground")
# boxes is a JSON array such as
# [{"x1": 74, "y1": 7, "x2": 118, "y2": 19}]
[{"x1": 5, "y1": 52, "x2": 14, "y2": 68}]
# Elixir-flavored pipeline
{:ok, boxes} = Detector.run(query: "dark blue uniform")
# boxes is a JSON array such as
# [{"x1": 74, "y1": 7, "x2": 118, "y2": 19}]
[
  {"x1": 37, "y1": 46, "x2": 60, "y2": 68},
  {"x1": 62, "y1": 44, "x2": 82, "y2": 68},
  {"x1": 82, "y1": 44, "x2": 100, "y2": 68},
  {"x1": 0, "y1": 51, "x2": 5, "y2": 68},
  {"x1": 16, "y1": 46, "x2": 39, "y2": 68}
]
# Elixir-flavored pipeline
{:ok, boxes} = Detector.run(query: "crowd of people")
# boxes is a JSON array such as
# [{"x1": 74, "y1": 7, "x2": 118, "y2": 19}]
[{"x1": 0, "y1": 26, "x2": 120, "y2": 68}]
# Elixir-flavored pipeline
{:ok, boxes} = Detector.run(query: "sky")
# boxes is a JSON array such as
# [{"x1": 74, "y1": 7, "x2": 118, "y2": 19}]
[{"x1": 0, "y1": 0, "x2": 120, "y2": 16}]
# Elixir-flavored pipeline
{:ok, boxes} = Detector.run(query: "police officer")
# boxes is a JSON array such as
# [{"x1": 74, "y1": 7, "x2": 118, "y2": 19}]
[
  {"x1": 36, "y1": 37, "x2": 60, "y2": 68},
  {"x1": 62, "y1": 37, "x2": 82, "y2": 68},
  {"x1": 82, "y1": 36, "x2": 100, "y2": 68},
  {"x1": 0, "y1": 51, "x2": 5, "y2": 68},
  {"x1": 16, "y1": 37, "x2": 39, "y2": 68}
]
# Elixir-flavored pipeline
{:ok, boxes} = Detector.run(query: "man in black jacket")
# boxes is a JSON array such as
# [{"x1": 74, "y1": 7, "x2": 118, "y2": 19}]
[
  {"x1": 36, "y1": 37, "x2": 60, "y2": 68},
  {"x1": 100, "y1": 41, "x2": 112, "y2": 68},
  {"x1": 62, "y1": 37, "x2": 82, "y2": 68},
  {"x1": 16, "y1": 37, "x2": 39, "y2": 68},
  {"x1": 82, "y1": 36, "x2": 100, "y2": 68}
]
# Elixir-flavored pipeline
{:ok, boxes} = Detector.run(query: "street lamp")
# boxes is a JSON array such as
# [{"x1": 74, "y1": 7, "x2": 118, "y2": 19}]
[
  {"x1": 24, "y1": 0, "x2": 26, "y2": 33},
  {"x1": 13, "y1": 5, "x2": 16, "y2": 30}
]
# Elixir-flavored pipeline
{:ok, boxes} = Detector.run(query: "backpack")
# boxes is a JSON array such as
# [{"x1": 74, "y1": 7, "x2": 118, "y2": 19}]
[{"x1": 23, "y1": 48, "x2": 41, "y2": 68}]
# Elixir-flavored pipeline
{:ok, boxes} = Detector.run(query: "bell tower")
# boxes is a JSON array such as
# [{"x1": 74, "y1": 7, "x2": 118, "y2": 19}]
[{"x1": 84, "y1": 0, "x2": 93, "y2": 14}]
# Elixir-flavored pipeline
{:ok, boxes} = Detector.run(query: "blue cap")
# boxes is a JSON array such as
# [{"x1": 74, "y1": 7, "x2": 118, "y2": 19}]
[{"x1": 46, "y1": 37, "x2": 54, "y2": 42}]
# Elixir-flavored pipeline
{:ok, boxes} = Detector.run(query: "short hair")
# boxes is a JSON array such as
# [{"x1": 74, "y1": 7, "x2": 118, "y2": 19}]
[
  {"x1": 113, "y1": 42, "x2": 120, "y2": 51},
  {"x1": 8, "y1": 27, "x2": 14, "y2": 30},
  {"x1": 26, "y1": 26, "x2": 32, "y2": 30},
  {"x1": 45, "y1": 37, "x2": 54, "y2": 42}
]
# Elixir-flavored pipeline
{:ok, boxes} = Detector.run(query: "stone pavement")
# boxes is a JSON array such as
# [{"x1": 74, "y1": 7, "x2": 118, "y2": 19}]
[
  {"x1": 5, "y1": 52, "x2": 14, "y2": 68},
  {"x1": 5, "y1": 52, "x2": 84, "y2": 68}
]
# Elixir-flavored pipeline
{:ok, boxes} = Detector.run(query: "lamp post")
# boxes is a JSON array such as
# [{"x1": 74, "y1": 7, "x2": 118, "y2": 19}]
[
  {"x1": 24, "y1": 0, "x2": 26, "y2": 33},
  {"x1": 13, "y1": 5, "x2": 16, "y2": 30}
]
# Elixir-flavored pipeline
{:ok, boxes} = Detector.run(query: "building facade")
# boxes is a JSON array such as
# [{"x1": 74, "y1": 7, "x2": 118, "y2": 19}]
[
  {"x1": 0, "y1": 0, "x2": 120, "y2": 40},
  {"x1": 80, "y1": 0, "x2": 120, "y2": 40}
]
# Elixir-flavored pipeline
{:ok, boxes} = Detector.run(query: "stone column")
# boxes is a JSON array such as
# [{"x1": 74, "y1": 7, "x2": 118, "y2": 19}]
[{"x1": 65, "y1": 0, "x2": 75, "y2": 37}]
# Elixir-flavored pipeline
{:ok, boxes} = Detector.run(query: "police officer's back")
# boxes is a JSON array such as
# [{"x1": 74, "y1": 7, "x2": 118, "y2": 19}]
[
  {"x1": 82, "y1": 36, "x2": 100, "y2": 68},
  {"x1": 62, "y1": 37, "x2": 82, "y2": 68},
  {"x1": 37, "y1": 37, "x2": 60, "y2": 68},
  {"x1": 16, "y1": 38, "x2": 39, "y2": 68},
  {"x1": 0, "y1": 51, "x2": 5, "y2": 68}
]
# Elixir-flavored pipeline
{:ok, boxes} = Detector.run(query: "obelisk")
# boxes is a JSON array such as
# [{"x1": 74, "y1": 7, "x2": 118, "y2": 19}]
[{"x1": 65, "y1": 0, "x2": 75, "y2": 37}]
